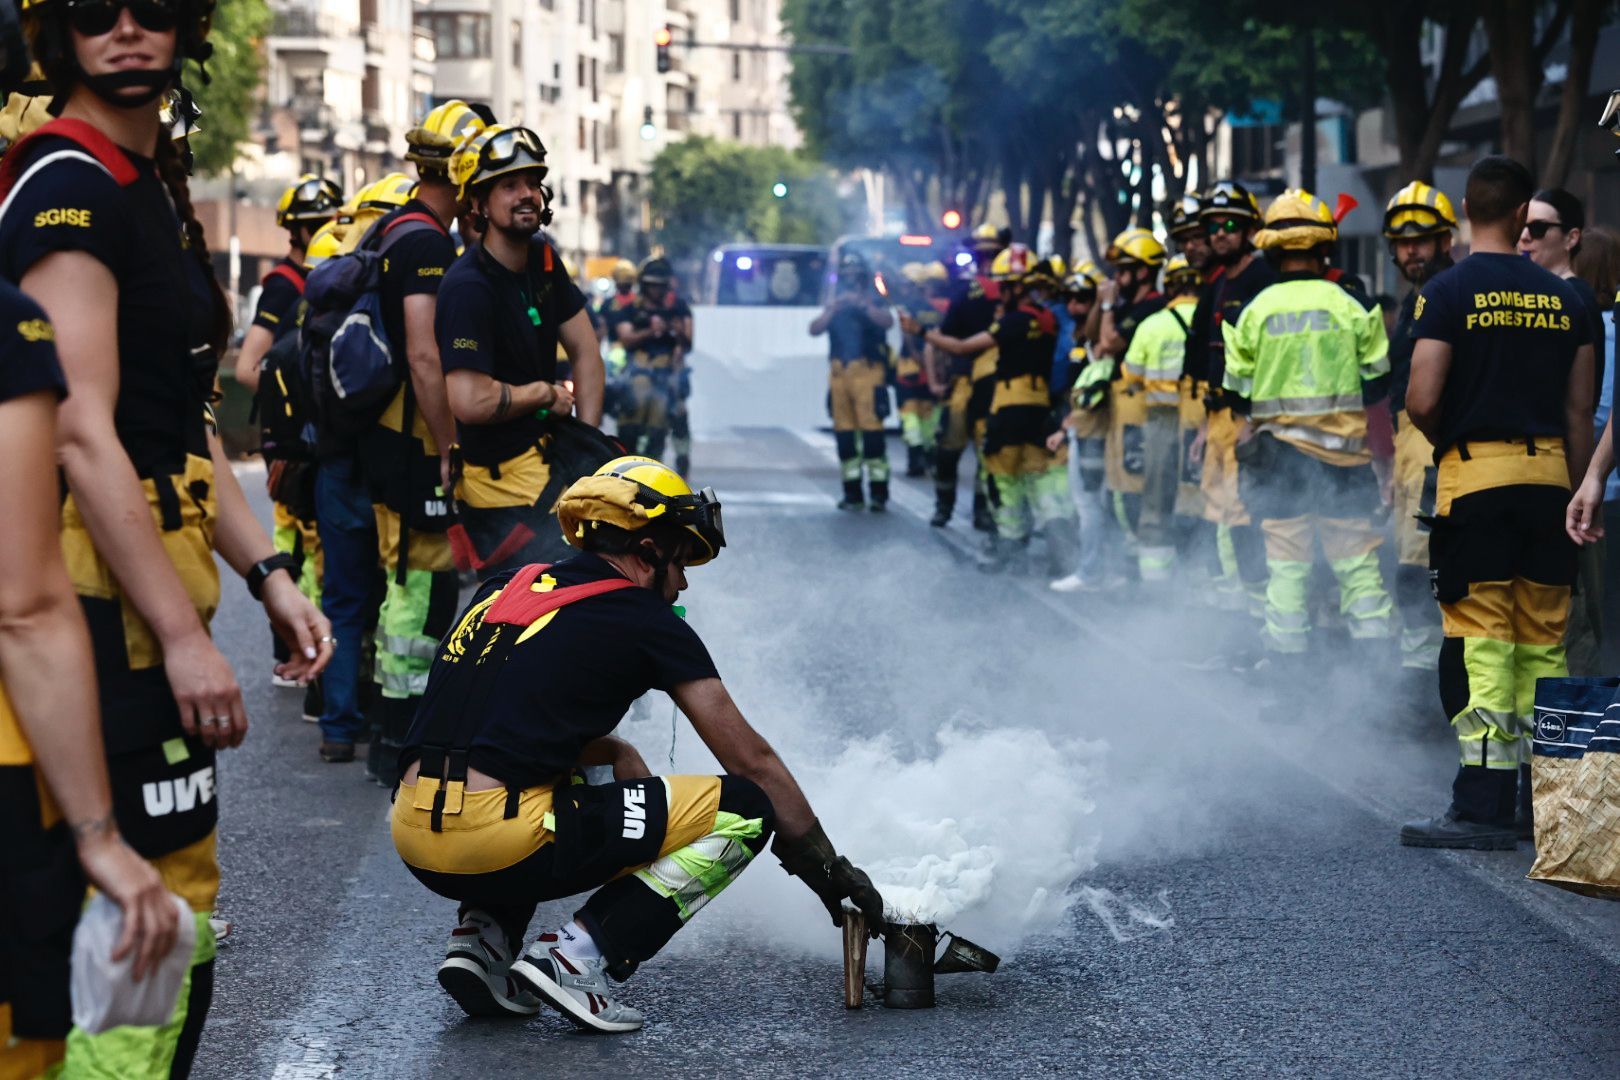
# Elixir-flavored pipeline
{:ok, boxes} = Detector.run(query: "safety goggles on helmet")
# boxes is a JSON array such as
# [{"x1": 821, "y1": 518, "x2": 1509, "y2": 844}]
[
  {"x1": 475, "y1": 127, "x2": 547, "y2": 180},
  {"x1": 65, "y1": 0, "x2": 177, "y2": 36},
  {"x1": 1205, "y1": 217, "x2": 1246, "y2": 236},
  {"x1": 655, "y1": 486, "x2": 724, "y2": 564}
]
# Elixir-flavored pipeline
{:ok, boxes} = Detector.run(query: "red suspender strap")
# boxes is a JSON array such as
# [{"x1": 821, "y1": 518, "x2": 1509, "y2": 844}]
[{"x1": 483, "y1": 563, "x2": 637, "y2": 627}]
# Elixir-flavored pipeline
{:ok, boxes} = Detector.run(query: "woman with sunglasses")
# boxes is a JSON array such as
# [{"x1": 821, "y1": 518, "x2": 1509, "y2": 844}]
[
  {"x1": 4, "y1": 0, "x2": 331, "y2": 1071},
  {"x1": 1521, "y1": 187, "x2": 1608, "y2": 677}
]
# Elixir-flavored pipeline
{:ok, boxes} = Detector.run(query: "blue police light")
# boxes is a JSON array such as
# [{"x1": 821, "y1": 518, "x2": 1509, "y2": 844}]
[
  {"x1": 954, "y1": 251, "x2": 974, "y2": 267},
  {"x1": 736, "y1": 255, "x2": 755, "y2": 270}
]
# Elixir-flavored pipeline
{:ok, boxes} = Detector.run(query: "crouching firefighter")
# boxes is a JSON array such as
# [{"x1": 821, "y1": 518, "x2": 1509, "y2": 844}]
[
  {"x1": 390, "y1": 457, "x2": 886, "y2": 1032},
  {"x1": 439, "y1": 124, "x2": 606, "y2": 575}
]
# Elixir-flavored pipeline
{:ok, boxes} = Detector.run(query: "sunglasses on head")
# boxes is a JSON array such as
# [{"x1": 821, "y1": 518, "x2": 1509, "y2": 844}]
[
  {"x1": 1524, "y1": 219, "x2": 1565, "y2": 240},
  {"x1": 66, "y1": 0, "x2": 179, "y2": 36},
  {"x1": 1205, "y1": 218, "x2": 1245, "y2": 236}
]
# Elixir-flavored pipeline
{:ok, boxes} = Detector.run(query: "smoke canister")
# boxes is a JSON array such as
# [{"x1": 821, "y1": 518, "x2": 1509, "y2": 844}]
[{"x1": 881, "y1": 921, "x2": 937, "y2": 1009}]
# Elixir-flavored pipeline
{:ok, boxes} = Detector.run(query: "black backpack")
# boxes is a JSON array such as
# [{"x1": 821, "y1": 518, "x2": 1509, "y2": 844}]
[{"x1": 256, "y1": 295, "x2": 316, "y2": 462}]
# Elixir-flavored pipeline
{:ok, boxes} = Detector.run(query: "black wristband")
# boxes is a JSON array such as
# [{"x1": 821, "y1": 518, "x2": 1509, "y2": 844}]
[{"x1": 247, "y1": 552, "x2": 299, "y2": 601}]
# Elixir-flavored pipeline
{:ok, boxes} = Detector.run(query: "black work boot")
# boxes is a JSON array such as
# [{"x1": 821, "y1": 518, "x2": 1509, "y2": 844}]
[
  {"x1": 1399, "y1": 766, "x2": 1518, "y2": 850},
  {"x1": 868, "y1": 479, "x2": 889, "y2": 511},
  {"x1": 837, "y1": 479, "x2": 865, "y2": 511},
  {"x1": 931, "y1": 490, "x2": 955, "y2": 527},
  {"x1": 1515, "y1": 763, "x2": 1534, "y2": 841},
  {"x1": 906, "y1": 445, "x2": 927, "y2": 478},
  {"x1": 972, "y1": 489, "x2": 994, "y2": 533},
  {"x1": 675, "y1": 453, "x2": 691, "y2": 477}
]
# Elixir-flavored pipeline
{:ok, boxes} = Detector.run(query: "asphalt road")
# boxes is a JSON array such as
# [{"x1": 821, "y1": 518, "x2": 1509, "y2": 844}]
[{"x1": 194, "y1": 426, "x2": 1620, "y2": 1079}]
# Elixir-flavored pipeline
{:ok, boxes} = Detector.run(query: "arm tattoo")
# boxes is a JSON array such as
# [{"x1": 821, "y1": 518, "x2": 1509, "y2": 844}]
[
  {"x1": 493, "y1": 382, "x2": 512, "y2": 420},
  {"x1": 70, "y1": 813, "x2": 117, "y2": 841}
]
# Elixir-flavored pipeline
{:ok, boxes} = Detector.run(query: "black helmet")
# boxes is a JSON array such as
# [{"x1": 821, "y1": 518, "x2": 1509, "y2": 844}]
[
  {"x1": 837, "y1": 251, "x2": 869, "y2": 278},
  {"x1": 1169, "y1": 191, "x2": 1204, "y2": 237},
  {"x1": 639, "y1": 256, "x2": 673, "y2": 286},
  {"x1": 1199, "y1": 180, "x2": 1262, "y2": 225}
]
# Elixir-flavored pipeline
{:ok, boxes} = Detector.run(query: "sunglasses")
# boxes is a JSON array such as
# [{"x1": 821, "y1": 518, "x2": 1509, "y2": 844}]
[
  {"x1": 66, "y1": 0, "x2": 179, "y2": 36},
  {"x1": 1205, "y1": 218, "x2": 1246, "y2": 236},
  {"x1": 1523, "y1": 219, "x2": 1565, "y2": 240},
  {"x1": 479, "y1": 127, "x2": 549, "y2": 177}
]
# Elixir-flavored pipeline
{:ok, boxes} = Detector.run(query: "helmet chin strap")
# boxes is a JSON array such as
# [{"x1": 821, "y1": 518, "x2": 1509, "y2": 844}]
[{"x1": 78, "y1": 66, "x2": 173, "y2": 109}]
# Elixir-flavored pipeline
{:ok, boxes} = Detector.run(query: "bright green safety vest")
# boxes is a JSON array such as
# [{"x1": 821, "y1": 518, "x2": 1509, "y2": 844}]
[
  {"x1": 1123, "y1": 298, "x2": 1196, "y2": 406},
  {"x1": 1220, "y1": 277, "x2": 1389, "y2": 456}
]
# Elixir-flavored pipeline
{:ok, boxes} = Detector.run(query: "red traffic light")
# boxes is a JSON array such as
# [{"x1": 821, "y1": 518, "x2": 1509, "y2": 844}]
[
  {"x1": 655, "y1": 26, "x2": 673, "y2": 46},
  {"x1": 941, "y1": 209, "x2": 963, "y2": 230}
]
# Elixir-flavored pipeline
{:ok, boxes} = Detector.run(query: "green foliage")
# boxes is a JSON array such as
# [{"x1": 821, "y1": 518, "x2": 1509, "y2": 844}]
[
  {"x1": 647, "y1": 135, "x2": 858, "y2": 263},
  {"x1": 185, "y1": 0, "x2": 269, "y2": 176}
]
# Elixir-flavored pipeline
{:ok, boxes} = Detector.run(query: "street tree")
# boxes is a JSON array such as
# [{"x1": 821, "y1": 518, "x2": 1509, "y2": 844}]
[{"x1": 186, "y1": 0, "x2": 269, "y2": 177}]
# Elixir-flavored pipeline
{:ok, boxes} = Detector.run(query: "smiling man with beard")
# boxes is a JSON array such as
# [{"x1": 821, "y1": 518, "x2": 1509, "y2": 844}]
[{"x1": 437, "y1": 125, "x2": 605, "y2": 575}]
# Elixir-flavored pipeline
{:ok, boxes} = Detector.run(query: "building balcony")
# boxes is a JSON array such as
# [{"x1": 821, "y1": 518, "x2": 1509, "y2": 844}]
[{"x1": 272, "y1": 8, "x2": 353, "y2": 40}]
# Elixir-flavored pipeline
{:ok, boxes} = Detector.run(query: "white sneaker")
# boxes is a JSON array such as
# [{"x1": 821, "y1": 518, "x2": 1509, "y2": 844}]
[
  {"x1": 437, "y1": 911, "x2": 541, "y2": 1018},
  {"x1": 510, "y1": 932, "x2": 644, "y2": 1033},
  {"x1": 270, "y1": 672, "x2": 300, "y2": 689},
  {"x1": 1049, "y1": 573, "x2": 1084, "y2": 593}
]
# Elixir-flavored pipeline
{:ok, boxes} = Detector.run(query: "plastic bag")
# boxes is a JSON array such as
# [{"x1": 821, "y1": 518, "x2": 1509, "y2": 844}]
[{"x1": 70, "y1": 891, "x2": 196, "y2": 1034}]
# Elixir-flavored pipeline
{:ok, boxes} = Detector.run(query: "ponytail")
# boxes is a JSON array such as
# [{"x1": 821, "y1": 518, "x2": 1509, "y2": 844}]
[{"x1": 154, "y1": 127, "x2": 231, "y2": 358}]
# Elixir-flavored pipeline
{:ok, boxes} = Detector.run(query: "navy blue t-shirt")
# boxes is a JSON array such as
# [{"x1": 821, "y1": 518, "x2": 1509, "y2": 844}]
[
  {"x1": 0, "y1": 281, "x2": 66, "y2": 404},
  {"x1": 1413, "y1": 251, "x2": 1593, "y2": 453},
  {"x1": 401, "y1": 553, "x2": 718, "y2": 789}
]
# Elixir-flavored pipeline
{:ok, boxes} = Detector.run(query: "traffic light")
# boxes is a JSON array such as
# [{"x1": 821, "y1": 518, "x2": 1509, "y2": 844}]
[
  {"x1": 941, "y1": 209, "x2": 963, "y2": 230},
  {"x1": 656, "y1": 25, "x2": 672, "y2": 73},
  {"x1": 640, "y1": 105, "x2": 657, "y2": 142}
]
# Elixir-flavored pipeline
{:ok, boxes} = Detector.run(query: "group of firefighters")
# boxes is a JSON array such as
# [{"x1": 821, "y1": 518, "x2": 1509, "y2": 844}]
[
  {"x1": 822, "y1": 162, "x2": 1604, "y2": 855},
  {"x1": 0, "y1": 0, "x2": 1613, "y2": 1061}
]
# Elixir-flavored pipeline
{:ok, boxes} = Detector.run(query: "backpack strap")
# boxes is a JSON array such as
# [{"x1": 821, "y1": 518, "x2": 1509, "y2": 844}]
[
  {"x1": 0, "y1": 118, "x2": 139, "y2": 228},
  {"x1": 263, "y1": 263, "x2": 306, "y2": 296}
]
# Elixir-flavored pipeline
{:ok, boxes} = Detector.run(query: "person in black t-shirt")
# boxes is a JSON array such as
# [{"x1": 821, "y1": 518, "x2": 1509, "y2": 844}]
[
  {"x1": 4, "y1": 1, "x2": 332, "y2": 1068},
  {"x1": 914, "y1": 225, "x2": 1005, "y2": 529},
  {"x1": 928, "y1": 253, "x2": 1079, "y2": 579},
  {"x1": 810, "y1": 251, "x2": 894, "y2": 509},
  {"x1": 1382, "y1": 181, "x2": 1458, "y2": 677},
  {"x1": 610, "y1": 257, "x2": 695, "y2": 473},
  {"x1": 1401, "y1": 156, "x2": 1595, "y2": 851},
  {"x1": 353, "y1": 105, "x2": 486, "y2": 780},
  {"x1": 440, "y1": 124, "x2": 604, "y2": 575},
  {"x1": 237, "y1": 174, "x2": 341, "y2": 697},
  {"x1": 391, "y1": 457, "x2": 884, "y2": 1033},
  {"x1": 0, "y1": 282, "x2": 178, "y2": 1074},
  {"x1": 1186, "y1": 180, "x2": 1274, "y2": 622}
]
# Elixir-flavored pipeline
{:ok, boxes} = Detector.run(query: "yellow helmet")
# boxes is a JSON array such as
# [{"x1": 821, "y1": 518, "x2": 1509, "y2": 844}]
[
  {"x1": 1169, "y1": 192, "x2": 1204, "y2": 237},
  {"x1": 1255, "y1": 189, "x2": 1338, "y2": 251},
  {"x1": 1164, "y1": 253, "x2": 1202, "y2": 289},
  {"x1": 1105, "y1": 227, "x2": 1167, "y2": 270},
  {"x1": 276, "y1": 174, "x2": 344, "y2": 228},
  {"x1": 0, "y1": 92, "x2": 50, "y2": 148},
  {"x1": 970, "y1": 223, "x2": 1010, "y2": 254},
  {"x1": 989, "y1": 243, "x2": 1036, "y2": 282},
  {"x1": 451, "y1": 124, "x2": 549, "y2": 202},
  {"x1": 1026, "y1": 254, "x2": 1068, "y2": 289},
  {"x1": 611, "y1": 258, "x2": 637, "y2": 285},
  {"x1": 303, "y1": 221, "x2": 345, "y2": 268},
  {"x1": 1064, "y1": 259, "x2": 1103, "y2": 296},
  {"x1": 1382, "y1": 181, "x2": 1457, "y2": 240},
  {"x1": 406, "y1": 100, "x2": 488, "y2": 176},
  {"x1": 358, "y1": 172, "x2": 417, "y2": 211},
  {"x1": 556, "y1": 456, "x2": 726, "y2": 566}
]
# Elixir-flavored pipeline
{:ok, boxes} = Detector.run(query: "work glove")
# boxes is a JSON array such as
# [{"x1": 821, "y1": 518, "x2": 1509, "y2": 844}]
[{"x1": 772, "y1": 819, "x2": 886, "y2": 932}]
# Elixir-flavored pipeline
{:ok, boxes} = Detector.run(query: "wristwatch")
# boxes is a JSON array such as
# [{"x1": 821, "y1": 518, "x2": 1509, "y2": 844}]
[
  {"x1": 1100, "y1": 301, "x2": 1117, "y2": 313},
  {"x1": 246, "y1": 552, "x2": 299, "y2": 601}
]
